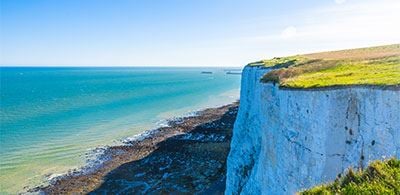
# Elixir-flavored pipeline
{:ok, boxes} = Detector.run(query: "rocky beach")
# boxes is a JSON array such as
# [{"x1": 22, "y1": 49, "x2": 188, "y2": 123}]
[{"x1": 33, "y1": 102, "x2": 238, "y2": 194}]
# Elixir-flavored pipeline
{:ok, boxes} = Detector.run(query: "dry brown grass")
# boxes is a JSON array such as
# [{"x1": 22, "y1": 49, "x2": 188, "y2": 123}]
[
  {"x1": 261, "y1": 59, "x2": 338, "y2": 83},
  {"x1": 304, "y1": 44, "x2": 400, "y2": 61}
]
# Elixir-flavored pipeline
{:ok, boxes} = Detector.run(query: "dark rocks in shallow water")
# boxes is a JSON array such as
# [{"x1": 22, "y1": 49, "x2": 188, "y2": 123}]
[{"x1": 36, "y1": 102, "x2": 239, "y2": 194}]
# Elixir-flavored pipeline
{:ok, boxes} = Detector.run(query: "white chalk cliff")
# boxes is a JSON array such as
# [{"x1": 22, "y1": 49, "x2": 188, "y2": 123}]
[{"x1": 225, "y1": 66, "x2": 400, "y2": 194}]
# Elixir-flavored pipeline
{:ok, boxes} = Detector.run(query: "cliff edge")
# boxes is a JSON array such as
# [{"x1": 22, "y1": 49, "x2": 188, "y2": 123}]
[{"x1": 226, "y1": 45, "x2": 400, "y2": 194}]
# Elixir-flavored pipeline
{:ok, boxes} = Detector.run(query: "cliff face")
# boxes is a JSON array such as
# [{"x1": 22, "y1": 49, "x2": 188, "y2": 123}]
[{"x1": 226, "y1": 66, "x2": 400, "y2": 194}]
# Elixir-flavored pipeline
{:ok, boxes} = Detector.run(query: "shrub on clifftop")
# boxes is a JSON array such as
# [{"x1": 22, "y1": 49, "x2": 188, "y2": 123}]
[{"x1": 300, "y1": 158, "x2": 400, "y2": 194}]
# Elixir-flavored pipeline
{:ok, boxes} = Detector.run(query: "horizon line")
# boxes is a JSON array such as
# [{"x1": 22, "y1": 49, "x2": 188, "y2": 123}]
[{"x1": 0, "y1": 65, "x2": 244, "y2": 68}]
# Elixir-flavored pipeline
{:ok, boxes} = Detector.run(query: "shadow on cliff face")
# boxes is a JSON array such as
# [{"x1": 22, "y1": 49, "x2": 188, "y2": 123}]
[{"x1": 88, "y1": 105, "x2": 238, "y2": 194}]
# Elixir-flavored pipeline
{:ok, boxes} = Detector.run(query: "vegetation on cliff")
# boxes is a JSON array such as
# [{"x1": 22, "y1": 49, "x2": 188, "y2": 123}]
[
  {"x1": 251, "y1": 44, "x2": 400, "y2": 88},
  {"x1": 300, "y1": 158, "x2": 400, "y2": 194}
]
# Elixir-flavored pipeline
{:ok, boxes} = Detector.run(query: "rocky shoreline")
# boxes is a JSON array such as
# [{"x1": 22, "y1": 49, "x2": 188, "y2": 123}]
[{"x1": 33, "y1": 102, "x2": 238, "y2": 194}]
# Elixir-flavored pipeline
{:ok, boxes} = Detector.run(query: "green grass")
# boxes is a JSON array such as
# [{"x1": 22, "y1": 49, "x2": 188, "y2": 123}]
[
  {"x1": 300, "y1": 158, "x2": 400, "y2": 195},
  {"x1": 256, "y1": 44, "x2": 400, "y2": 88},
  {"x1": 248, "y1": 56, "x2": 308, "y2": 68}
]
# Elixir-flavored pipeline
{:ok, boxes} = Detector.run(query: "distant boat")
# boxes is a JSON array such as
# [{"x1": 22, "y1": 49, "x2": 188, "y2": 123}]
[
  {"x1": 201, "y1": 71, "x2": 213, "y2": 74},
  {"x1": 226, "y1": 71, "x2": 242, "y2": 75},
  {"x1": 223, "y1": 69, "x2": 241, "y2": 72}
]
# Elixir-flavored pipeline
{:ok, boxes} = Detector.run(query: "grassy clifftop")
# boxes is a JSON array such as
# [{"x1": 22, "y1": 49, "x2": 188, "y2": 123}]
[
  {"x1": 300, "y1": 158, "x2": 400, "y2": 194},
  {"x1": 249, "y1": 44, "x2": 400, "y2": 88}
]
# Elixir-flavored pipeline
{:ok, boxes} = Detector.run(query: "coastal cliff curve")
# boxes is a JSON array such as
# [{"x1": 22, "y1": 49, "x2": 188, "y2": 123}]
[{"x1": 225, "y1": 65, "x2": 400, "y2": 194}]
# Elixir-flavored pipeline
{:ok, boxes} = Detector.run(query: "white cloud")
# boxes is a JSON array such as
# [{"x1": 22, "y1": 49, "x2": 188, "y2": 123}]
[
  {"x1": 281, "y1": 26, "x2": 297, "y2": 39},
  {"x1": 239, "y1": 0, "x2": 400, "y2": 60},
  {"x1": 335, "y1": 0, "x2": 347, "y2": 4}
]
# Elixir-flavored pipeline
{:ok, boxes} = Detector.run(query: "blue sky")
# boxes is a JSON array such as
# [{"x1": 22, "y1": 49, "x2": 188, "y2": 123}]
[{"x1": 1, "y1": 0, "x2": 399, "y2": 66}]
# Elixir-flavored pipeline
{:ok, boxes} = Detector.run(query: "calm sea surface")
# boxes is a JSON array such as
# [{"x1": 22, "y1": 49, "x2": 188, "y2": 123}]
[{"x1": 0, "y1": 67, "x2": 241, "y2": 193}]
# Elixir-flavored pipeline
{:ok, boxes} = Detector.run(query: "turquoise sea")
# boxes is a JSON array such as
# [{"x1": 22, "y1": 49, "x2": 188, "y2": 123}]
[{"x1": 0, "y1": 67, "x2": 241, "y2": 194}]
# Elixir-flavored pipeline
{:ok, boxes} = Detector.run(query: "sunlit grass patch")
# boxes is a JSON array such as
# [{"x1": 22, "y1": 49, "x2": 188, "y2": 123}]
[
  {"x1": 280, "y1": 57, "x2": 400, "y2": 88},
  {"x1": 256, "y1": 44, "x2": 400, "y2": 88}
]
